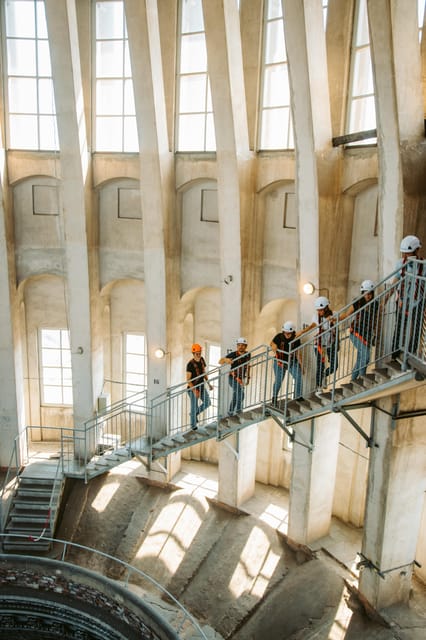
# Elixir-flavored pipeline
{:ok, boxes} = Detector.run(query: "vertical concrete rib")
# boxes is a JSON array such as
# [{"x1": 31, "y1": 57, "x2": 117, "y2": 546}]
[
  {"x1": 44, "y1": 1, "x2": 98, "y2": 456},
  {"x1": 124, "y1": 0, "x2": 172, "y2": 440}
]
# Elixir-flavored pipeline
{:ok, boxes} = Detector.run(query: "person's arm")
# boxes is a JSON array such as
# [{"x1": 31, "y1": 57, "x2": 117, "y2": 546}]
[
  {"x1": 270, "y1": 339, "x2": 278, "y2": 353},
  {"x1": 336, "y1": 304, "x2": 354, "y2": 322},
  {"x1": 298, "y1": 322, "x2": 316, "y2": 336},
  {"x1": 219, "y1": 354, "x2": 232, "y2": 365},
  {"x1": 202, "y1": 359, "x2": 213, "y2": 390}
]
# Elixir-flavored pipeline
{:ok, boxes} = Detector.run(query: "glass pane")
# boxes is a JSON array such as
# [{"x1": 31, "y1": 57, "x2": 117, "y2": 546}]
[
  {"x1": 123, "y1": 117, "x2": 138, "y2": 152},
  {"x1": 126, "y1": 334, "x2": 145, "y2": 353},
  {"x1": 126, "y1": 373, "x2": 145, "y2": 386},
  {"x1": 9, "y1": 77, "x2": 37, "y2": 112},
  {"x1": 37, "y1": 40, "x2": 52, "y2": 76},
  {"x1": 205, "y1": 113, "x2": 216, "y2": 151},
  {"x1": 179, "y1": 74, "x2": 207, "y2": 112},
  {"x1": 178, "y1": 113, "x2": 206, "y2": 151},
  {"x1": 61, "y1": 331, "x2": 70, "y2": 348},
  {"x1": 96, "y1": 116, "x2": 123, "y2": 151},
  {"x1": 267, "y1": 0, "x2": 283, "y2": 20},
  {"x1": 41, "y1": 329, "x2": 61, "y2": 348},
  {"x1": 62, "y1": 351, "x2": 71, "y2": 367},
  {"x1": 62, "y1": 368, "x2": 72, "y2": 383},
  {"x1": 352, "y1": 48, "x2": 374, "y2": 96},
  {"x1": 265, "y1": 20, "x2": 286, "y2": 64},
  {"x1": 9, "y1": 114, "x2": 38, "y2": 149},
  {"x1": 260, "y1": 107, "x2": 293, "y2": 149},
  {"x1": 39, "y1": 79, "x2": 56, "y2": 114},
  {"x1": 124, "y1": 40, "x2": 132, "y2": 77},
  {"x1": 5, "y1": 0, "x2": 35, "y2": 37},
  {"x1": 124, "y1": 79, "x2": 135, "y2": 115},
  {"x1": 180, "y1": 33, "x2": 207, "y2": 73},
  {"x1": 97, "y1": 79, "x2": 123, "y2": 115},
  {"x1": 44, "y1": 386, "x2": 63, "y2": 404},
  {"x1": 181, "y1": 0, "x2": 204, "y2": 33},
  {"x1": 42, "y1": 349, "x2": 62, "y2": 367},
  {"x1": 7, "y1": 39, "x2": 37, "y2": 75},
  {"x1": 63, "y1": 387, "x2": 73, "y2": 404},
  {"x1": 43, "y1": 368, "x2": 62, "y2": 385},
  {"x1": 263, "y1": 64, "x2": 290, "y2": 107},
  {"x1": 355, "y1": 0, "x2": 369, "y2": 46},
  {"x1": 36, "y1": 0, "x2": 48, "y2": 38},
  {"x1": 96, "y1": 1, "x2": 124, "y2": 39},
  {"x1": 96, "y1": 40, "x2": 124, "y2": 77},
  {"x1": 126, "y1": 353, "x2": 145, "y2": 372},
  {"x1": 349, "y1": 96, "x2": 376, "y2": 133},
  {"x1": 39, "y1": 115, "x2": 59, "y2": 149}
]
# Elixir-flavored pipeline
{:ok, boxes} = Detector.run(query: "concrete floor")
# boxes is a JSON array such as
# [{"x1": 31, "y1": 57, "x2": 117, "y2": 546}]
[{"x1": 22, "y1": 443, "x2": 426, "y2": 639}]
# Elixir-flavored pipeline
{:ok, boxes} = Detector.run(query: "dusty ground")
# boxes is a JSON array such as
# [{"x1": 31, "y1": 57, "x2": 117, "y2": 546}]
[{"x1": 55, "y1": 459, "x2": 426, "y2": 640}]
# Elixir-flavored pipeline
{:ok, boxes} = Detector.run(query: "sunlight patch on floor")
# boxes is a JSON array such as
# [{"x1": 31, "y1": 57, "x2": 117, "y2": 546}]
[
  {"x1": 257, "y1": 501, "x2": 289, "y2": 531},
  {"x1": 328, "y1": 588, "x2": 353, "y2": 639},
  {"x1": 91, "y1": 480, "x2": 121, "y2": 512},
  {"x1": 229, "y1": 525, "x2": 280, "y2": 599}
]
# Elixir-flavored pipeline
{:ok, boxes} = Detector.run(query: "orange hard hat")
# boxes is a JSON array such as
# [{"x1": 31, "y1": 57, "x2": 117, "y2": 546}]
[{"x1": 191, "y1": 343, "x2": 202, "y2": 353}]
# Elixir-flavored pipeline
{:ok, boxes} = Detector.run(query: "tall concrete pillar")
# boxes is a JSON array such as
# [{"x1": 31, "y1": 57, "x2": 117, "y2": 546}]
[
  {"x1": 287, "y1": 413, "x2": 341, "y2": 544},
  {"x1": 125, "y1": 0, "x2": 173, "y2": 446},
  {"x1": 202, "y1": 0, "x2": 257, "y2": 507},
  {"x1": 359, "y1": 393, "x2": 426, "y2": 608},
  {"x1": 45, "y1": 1, "x2": 101, "y2": 458}
]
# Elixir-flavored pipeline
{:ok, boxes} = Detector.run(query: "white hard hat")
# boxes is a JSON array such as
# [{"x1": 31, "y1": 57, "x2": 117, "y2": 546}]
[
  {"x1": 315, "y1": 296, "x2": 330, "y2": 310},
  {"x1": 282, "y1": 321, "x2": 296, "y2": 332},
  {"x1": 360, "y1": 279, "x2": 375, "y2": 293},
  {"x1": 236, "y1": 337, "x2": 247, "y2": 345},
  {"x1": 400, "y1": 235, "x2": 421, "y2": 253}
]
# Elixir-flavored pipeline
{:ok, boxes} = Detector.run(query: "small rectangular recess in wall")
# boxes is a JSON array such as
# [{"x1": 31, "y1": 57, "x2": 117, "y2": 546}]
[
  {"x1": 201, "y1": 188, "x2": 218, "y2": 222},
  {"x1": 33, "y1": 185, "x2": 59, "y2": 215},
  {"x1": 283, "y1": 192, "x2": 296, "y2": 229},
  {"x1": 118, "y1": 187, "x2": 141, "y2": 220}
]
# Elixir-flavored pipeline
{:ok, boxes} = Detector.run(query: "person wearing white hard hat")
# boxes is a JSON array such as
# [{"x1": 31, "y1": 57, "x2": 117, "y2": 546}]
[
  {"x1": 270, "y1": 321, "x2": 303, "y2": 405},
  {"x1": 386, "y1": 234, "x2": 424, "y2": 358},
  {"x1": 337, "y1": 280, "x2": 380, "y2": 380},
  {"x1": 303, "y1": 296, "x2": 338, "y2": 390},
  {"x1": 219, "y1": 337, "x2": 251, "y2": 415}
]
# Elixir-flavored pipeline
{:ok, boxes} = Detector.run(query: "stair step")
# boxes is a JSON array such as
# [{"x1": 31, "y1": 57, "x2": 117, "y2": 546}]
[
  {"x1": 17, "y1": 489, "x2": 57, "y2": 498},
  {"x1": 152, "y1": 442, "x2": 166, "y2": 450},
  {"x1": 9, "y1": 514, "x2": 51, "y2": 524},
  {"x1": 372, "y1": 367, "x2": 392, "y2": 382},
  {"x1": 2, "y1": 538, "x2": 51, "y2": 551},
  {"x1": 385, "y1": 359, "x2": 403, "y2": 374},
  {"x1": 171, "y1": 434, "x2": 186, "y2": 443},
  {"x1": 19, "y1": 477, "x2": 56, "y2": 486}
]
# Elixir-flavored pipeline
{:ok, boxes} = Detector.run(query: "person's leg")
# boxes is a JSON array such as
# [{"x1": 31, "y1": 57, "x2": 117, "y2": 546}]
[
  {"x1": 235, "y1": 381, "x2": 244, "y2": 412},
  {"x1": 197, "y1": 385, "x2": 211, "y2": 415},
  {"x1": 357, "y1": 341, "x2": 371, "y2": 377},
  {"x1": 228, "y1": 376, "x2": 237, "y2": 414},
  {"x1": 315, "y1": 348, "x2": 324, "y2": 388},
  {"x1": 187, "y1": 390, "x2": 198, "y2": 429},
  {"x1": 350, "y1": 333, "x2": 361, "y2": 380},
  {"x1": 325, "y1": 343, "x2": 338, "y2": 377},
  {"x1": 289, "y1": 361, "x2": 303, "y2": 398},
  {"x1": 392, "y1": 307, "x2": 403, "y2": 356},
  {"x1": 272, "y1": 360, "x2": 285, "y2": 403}
]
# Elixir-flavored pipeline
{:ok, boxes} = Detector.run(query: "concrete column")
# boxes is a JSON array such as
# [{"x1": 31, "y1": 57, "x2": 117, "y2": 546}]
[
  {"x1": 367, "y1": 0, "x2": 425, "y2": 274},
  {"x1": 45, "y1": 1, "x2": 100, "y2": 458},
  {"x1": 359, "y1": 393, "x2": 426, "y2": 608},
  {"x1": 202, "y1": 0, "x2": 257, "y2": 507},
  {"x1": 287, "y1": 413, "x2": 341, "y2": 544},
  {"x1": 125, "y1": 0, "x2": 173, "y2": 445}
]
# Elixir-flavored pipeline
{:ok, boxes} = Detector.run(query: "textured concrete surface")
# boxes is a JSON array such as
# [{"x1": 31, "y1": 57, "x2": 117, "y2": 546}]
[{"x1": 54, "y1": 459, "x2": 426, "y2": 639}]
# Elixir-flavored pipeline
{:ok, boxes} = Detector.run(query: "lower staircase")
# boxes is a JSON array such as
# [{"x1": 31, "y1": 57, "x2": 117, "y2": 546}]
[{"x1": 2, "y1": 461, "x2": 65, "y2": 553}]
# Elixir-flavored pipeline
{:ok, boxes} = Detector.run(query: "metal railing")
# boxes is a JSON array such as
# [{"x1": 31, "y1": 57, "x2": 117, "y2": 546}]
[{"x1": 0, "y1": 533, "x2": 209, "y2": 640}]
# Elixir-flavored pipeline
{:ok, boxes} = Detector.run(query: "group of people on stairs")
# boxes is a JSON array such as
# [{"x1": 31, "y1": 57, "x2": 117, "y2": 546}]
[{"x1": 185, "y1": 234, "x2": 424, "y2": 427}]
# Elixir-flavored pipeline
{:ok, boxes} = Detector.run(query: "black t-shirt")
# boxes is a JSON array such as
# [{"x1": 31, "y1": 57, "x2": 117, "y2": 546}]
[
  {"x1": 351, "y1": 297, "x2": 379, "y2": 344},
  {"x1": 186, "y1": 357, "x2": 207, "y2": 387},
  {"x1": 272, "y1": 332, "x2": 301, "y2": 364},
  {"x1": 227, "y1": 350, "x2": 251, "y2": 379}
]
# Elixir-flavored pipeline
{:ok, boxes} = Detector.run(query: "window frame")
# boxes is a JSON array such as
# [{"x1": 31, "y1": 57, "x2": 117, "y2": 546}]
[{"x1": 39, "y1": 328, "x2": 73, "y2": 406}]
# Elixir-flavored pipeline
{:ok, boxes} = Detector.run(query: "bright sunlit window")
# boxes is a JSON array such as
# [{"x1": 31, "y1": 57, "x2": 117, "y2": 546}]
[
  {"x1": 346, "y1": 0, "x2": 377, "y2": 144},
  {"x1": 95, "y1": 1, "x2": 138, "y2": 152},
  {"x1": 40, "y1": 329, "x2": 73, "y2": 405},
  {"x1": 418, "y1": 0, "x2": 425, "y2": 42},
  {"x1": 176, "y1": 0, "x2": 216, "y2": 152},
  {"x1": 4, "y1": 0, "x2": 58, "y2": 150},
  {"x1": 258, "y1": 0, "x2": 294, "y2": 150},
  {"x1": 124, "y1": 333, "x2": 147, "y2": 397}
]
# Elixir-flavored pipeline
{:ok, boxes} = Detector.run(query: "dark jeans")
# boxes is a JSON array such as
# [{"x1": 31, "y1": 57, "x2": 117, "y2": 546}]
[
  {"x1": 228, "y1": 375, "x2": 244, "y2": 414},
  {"x1": 187, "y1": 384, "x2": 211, "y2": 428},
  {"x1": 315, "y1": 344, "x2": 338, "y2": 388},
  {"x1": 392, "y1": 304, "x2": 423, "y2": 358}
]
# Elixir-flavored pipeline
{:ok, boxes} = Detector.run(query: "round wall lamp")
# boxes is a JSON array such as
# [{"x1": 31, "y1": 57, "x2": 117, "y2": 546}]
[
  {"x1": 303, "y1": 282, "x2": 315, "y2": 295},
  {"x1": 154, "y1": 348, "x2": 167, "y2": 359}
]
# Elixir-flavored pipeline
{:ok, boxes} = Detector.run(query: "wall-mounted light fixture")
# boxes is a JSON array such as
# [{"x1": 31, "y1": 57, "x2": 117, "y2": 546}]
[
  {"x1": 154, "y1": 348, "x2": 167, "y2": 359},
  {"x1": 303, "y1": 282, "x2": 330, "y2": 298},
  {"x1": 223, "y1": 275, "x2": 233, "y2": 285}
]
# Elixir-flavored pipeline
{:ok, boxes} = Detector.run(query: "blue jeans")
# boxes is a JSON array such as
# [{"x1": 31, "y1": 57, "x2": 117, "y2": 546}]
[
  {"x1": 187, "y1": 383, "x2": 211, "y2": 428},
  {"x1": 228, "y1": 375, "x2": 244, "y2": 414},
  {"x1": 315, "y1": 344, "x2": 338, "y2": 387},
  {"x1": 350, "y1": 333, "x2": 371, "y2": 380},
  {"x1": 272, "y1": 360, "x2": 303, "y2": 400}
]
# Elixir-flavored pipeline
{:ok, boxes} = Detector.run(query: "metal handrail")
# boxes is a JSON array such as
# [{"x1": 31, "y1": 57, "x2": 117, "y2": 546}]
[{"x1": 0, "y1": 533, "x2": 208, "y2": 640}]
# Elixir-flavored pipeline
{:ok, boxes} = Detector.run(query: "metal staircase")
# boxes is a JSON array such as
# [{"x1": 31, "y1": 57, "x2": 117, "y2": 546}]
[{"x1": 1, "y1": 259, "x2": 425, "y2": 550}]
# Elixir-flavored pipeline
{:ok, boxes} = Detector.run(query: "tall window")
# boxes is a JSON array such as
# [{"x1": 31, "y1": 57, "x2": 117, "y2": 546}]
[
  {"x1": 124, "y1": 333, "x2": 147, "y2": 397},
  {"x1": 346, "y1": 0, "x2": 377, "y2": 142},
  {"x1": 95, "y1": 1, "x2": 137, "y2": 152},
  {"x1": 176, "y1": 0, "x2": 216, "y2": 152},
  {"x1": 4, "y1": 0, "x2": 58, "y2": 150},
  {"x1": 40, "y1": 329, "x2": 73, "y2": 405},
  {"x1": 258, "y1": 0, "x2": 294, "y2": 150},
  {"x1": 418, "y1": 0, "x2": 425, "y2": 42}
]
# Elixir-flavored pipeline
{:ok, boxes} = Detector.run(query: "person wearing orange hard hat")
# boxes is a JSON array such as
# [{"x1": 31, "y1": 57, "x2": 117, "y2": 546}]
[
  {"x1": 186, "y1": 343, "x2": 213, "y2": 430},
  {"x1": 219, "y1": 337, "x2": 251, "y2": 415}
]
